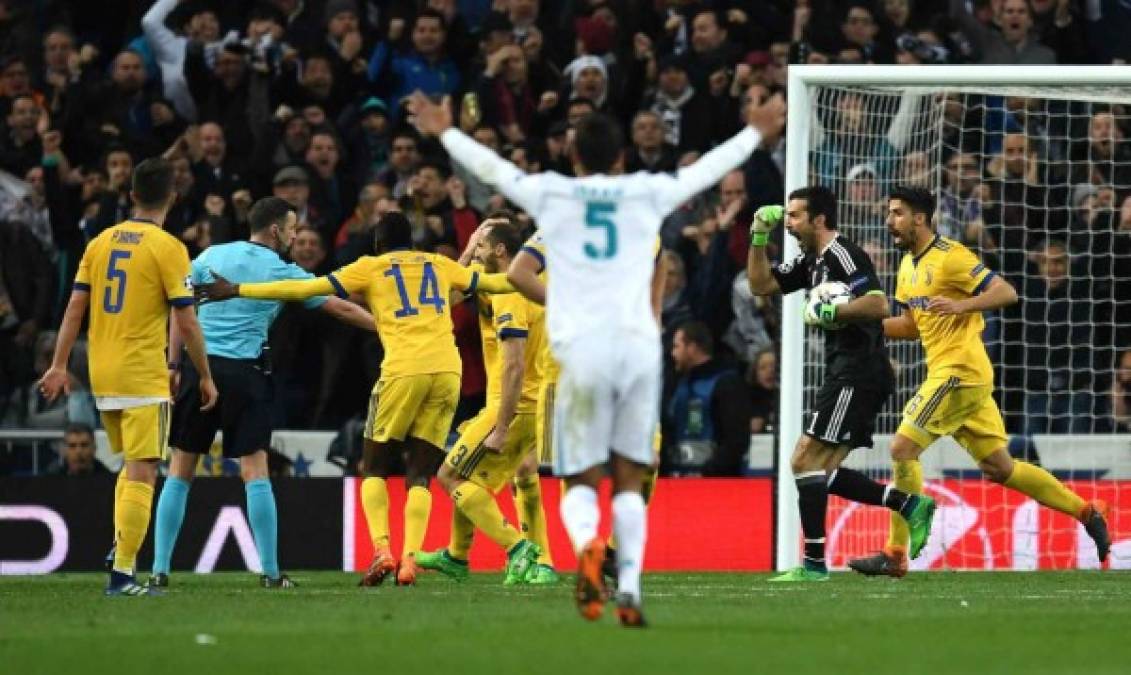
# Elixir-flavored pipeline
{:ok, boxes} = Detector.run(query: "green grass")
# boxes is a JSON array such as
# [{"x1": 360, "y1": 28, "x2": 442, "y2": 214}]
[{"x1": 2, "y1": 571, "x2": 1130, "y2": 675}]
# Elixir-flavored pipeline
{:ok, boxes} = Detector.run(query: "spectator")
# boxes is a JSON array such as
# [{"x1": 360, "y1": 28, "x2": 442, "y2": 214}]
[
  {"x1": 141, "y1": 0, "x2": 221, "y2": 121},
  {"x1": 476, "y1": 43, "x2": 555, "y2": 144},
  {"x1": 291, "y1": 224, "x2": 331, "y2": 276},
  {"x1": 1112, "y1": 350, "x2": 1131, "y2": 432},
  {"x1": 625, "y1": 110, "x2": 678, "y2": 173},
  {"x1": 1013, "y1": 240, "x2": 1096, "y2": 434},
  {"x1": 322, "y1": 0, "x2": 369, "y2": 117},
  {"x1": 812, "y1": 91, "x2": 898, "y2": 188},
  {"x1": 0, "y1": 94, "x2": 42, "y2": 175},
  {"x1": 938, "y1": 151, "x2": 985, "y2": 244},
  {"x1": 376, "y1": 128, "x2": 421, "y2": 199},
  {"x1": 840, "y1": 162, "x2": 887, "y2": 232},
  {"x1": 724, "y1": 268, "x2": 778, "y2": 369},
  {"x1": 950, "y1": 0, "x2": 1057, "y2": 64},
  {"x1": 185, "y1": 41, "x2": 253, "y2": 159},
  {"x1": 0, "y1": 217, "x2": 52, "y2": 423},
  {"x1": 341, "y1": 96, "x2": 392, "y2": 183},
  {"x1": 272, "y1": 165, "x2": 323, "y2": 234},
  {"x1": 748, "y1": 348, "x2": 779, "y2": 433},
  {"x1": 48, "y1": 422, "x2": 108, "y2": 475},
  {"x1": 1070, "y1": 110, "x2": 1131, "y2": 190},
  {"x1": 192, "y1": 123, "x2": 245, "y2": 214},
  {"x1": 684, "y1": 8, "x2": 742, "y2": 91},
  {"x1": 368, "y1": 8, "x2": 461, "y2": 117},
  {"x1": 40, "y1": 26, "x2": 78, "y2": 121},
  {"x1": 645, "y1": 54, "x2": 713, "y2": 155},
  {"x1": 665, "y1": 321, "x2": 752, "y2": 476},
  {"x1": 304, "y1": 129, "x2": 357, "y2": 244},
  {"x1": 840, "y1": 3, "x2": 892, "y2": 63},
  {"x1": 403, "y1": 159, "x2": 456, "y2": 250}
]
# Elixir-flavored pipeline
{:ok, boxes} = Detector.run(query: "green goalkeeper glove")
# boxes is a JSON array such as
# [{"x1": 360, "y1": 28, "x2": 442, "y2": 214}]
[
  {"x1": 750, "y1": 205, "x2": 783, "y2": 247},
  {"x1": 804, "y1": 296, "x2": 839, "y2": 328}
]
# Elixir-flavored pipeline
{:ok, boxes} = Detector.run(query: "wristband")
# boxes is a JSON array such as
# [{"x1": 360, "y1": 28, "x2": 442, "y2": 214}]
[
  {"x1": 818, "y1": 303, "x2": 837, "y2": 323},
  {"x1": 750, "y1": 232, "x2": 769, "y2": 247}
]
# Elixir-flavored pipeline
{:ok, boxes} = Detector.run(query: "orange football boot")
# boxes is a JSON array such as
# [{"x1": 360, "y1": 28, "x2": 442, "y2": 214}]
[{"x1": 575, "y1": 538, "x2": 608, "y2": 621}]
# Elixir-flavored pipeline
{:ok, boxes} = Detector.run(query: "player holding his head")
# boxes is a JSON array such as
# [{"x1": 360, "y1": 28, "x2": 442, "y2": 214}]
[
  {"x1": 39, "y1": 158, "x2": 218, "y2": 596},
  {"x1": 747, "y1": 186, "x2": 936, "y2": 582},
  {"x1": 409, "y1": 86, "x2": 785, "y2": 626},
  {"x1": 416, "y1": 213, "x2": 550, "y2": 585},
  {"x1": 195, "y1": 211, "x2": 515, "y2": 586},
  {"x1": 849, "y1": 185, "x2": 1111, "y2": 576},
  {"x1": 150, "y1": 197, "x2": 375, "y2": 589}
]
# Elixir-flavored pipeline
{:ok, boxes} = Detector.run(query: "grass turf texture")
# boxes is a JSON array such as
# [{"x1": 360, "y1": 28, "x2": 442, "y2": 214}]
[{"x1": 2, "y1": 572, "x2": 1129, "y2": 674}]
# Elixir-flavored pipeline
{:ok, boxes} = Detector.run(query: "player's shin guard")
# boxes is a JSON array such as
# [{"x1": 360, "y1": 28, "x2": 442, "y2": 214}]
[
  {"x1": 448, "y1": 507, "x2": 475, "y2": 560},
  {"x1": 402, "y1": 486, "x2": 432, "y2": 559},
  {"x1": 514, "y1": 476, "x2": 553, "y2": 565},
  {"x1": 887, "y1": 459, "x2": 923, "y2": 552},
  {"x1": 611, "y1": 491, "x2": 646, "y2": 603},
  {"x1": 245, "y1": 479, "x2": 279, "y2": 579},
  {"x1": 452, "y1": 481, "x2": 521, "y2": 550},
  {"x1": 113, "y1": 480, "x2": 154, "y2": 574},
  {"x1": 796, "y1": 471, "x2": 828, "y2": 571},
  {"x1": 1004, "y1": 461, "x2": 1087, "y2": 518},
  {"x1": 152, "y1": 477, "x2": 190, "y2": 575},
  {"x1": 360, "y1": 477, "x2": 390, "y2": 550},
  {"x1": 560, "y1": 485, "x2": 599, "y2": 554}
]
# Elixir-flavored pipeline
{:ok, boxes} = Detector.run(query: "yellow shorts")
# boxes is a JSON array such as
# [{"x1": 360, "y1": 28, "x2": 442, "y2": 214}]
[
  {"x1": 101, "y1": 402, "x2": 170, "y2": 462},
  {"x1": 364, "y1": 373, "x2": 460, "y2": 449},
  {"x1": 445, "y1": 408, "x2": 537, "y2": 493},
  {"x1": 897, "y1": 376, "x2": 1008, "y2": 462},
  {"x1": 536, "y1": 378, "x2": 662, "y2": 465}
]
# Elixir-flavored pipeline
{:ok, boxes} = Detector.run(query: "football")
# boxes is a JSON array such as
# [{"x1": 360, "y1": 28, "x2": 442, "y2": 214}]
[{"x1": 807, "y1": 281, "x2": 853, "y2": 329}]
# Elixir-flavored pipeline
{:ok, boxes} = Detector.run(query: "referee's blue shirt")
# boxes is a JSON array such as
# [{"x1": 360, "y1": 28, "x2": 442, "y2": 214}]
[{"x1": 190, "y1": 241, "x2": 329, "y2": 359}]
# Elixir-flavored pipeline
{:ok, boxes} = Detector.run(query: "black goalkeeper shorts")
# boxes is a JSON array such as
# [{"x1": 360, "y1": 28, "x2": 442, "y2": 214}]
[{"x1": 803, "y1": 382, "x2": 889, "y2": 449}]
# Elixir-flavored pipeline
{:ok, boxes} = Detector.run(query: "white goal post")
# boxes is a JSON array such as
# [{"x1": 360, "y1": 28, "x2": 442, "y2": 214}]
[{"x1": 777, "y1": 65, "x2": 1131, "y2": 572}]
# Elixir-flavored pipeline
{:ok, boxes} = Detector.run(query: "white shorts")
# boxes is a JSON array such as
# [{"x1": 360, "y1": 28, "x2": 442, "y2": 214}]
[{"x1": 550, "y1": 334, "x2": 661, "y2": 476}]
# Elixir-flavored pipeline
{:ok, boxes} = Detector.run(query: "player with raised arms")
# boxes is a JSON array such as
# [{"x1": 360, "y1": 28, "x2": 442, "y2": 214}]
[
  {"x1": 747, "y1": 186, "x2": 936, "y2": 582},
  {"x1": 408, "y1": 86, "x2": 785, "y2": 626},
  {"x1": 849, "y1": 186, "x2": 1111, "y2": 576},
  {"x1": 195, "y1": 211, "x2": 515, "y2": 586},
  {"x1": 39, "y1": 157, "x2": 218, "y2": 596}
]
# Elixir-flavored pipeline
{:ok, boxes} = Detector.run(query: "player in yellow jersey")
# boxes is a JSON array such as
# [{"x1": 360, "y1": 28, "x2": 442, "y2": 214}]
[
  {"x1": 38, "y1": 158, "x2": 217, "y2": 596},
  {"x1": 415, "y1": 213, "x2": 547, "y2": 584},
  {"x1": 196, "y1": 212, "x2": 514, "y2": 586},
  {"x1": 508, "y1": 233, "x2": 667, "y2": 587},
  {"x1": 849, "y1": 186, "x2": 1111, "y2": 577}
]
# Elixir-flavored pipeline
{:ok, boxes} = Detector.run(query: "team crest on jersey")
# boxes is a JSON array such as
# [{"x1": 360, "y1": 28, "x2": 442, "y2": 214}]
[{"x1": 183, "y1": 274, "x2": 193, "y2": 290}]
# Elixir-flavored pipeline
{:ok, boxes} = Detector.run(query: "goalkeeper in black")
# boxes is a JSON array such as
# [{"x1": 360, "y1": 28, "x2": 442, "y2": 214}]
[{"x1": 745, "y1": 185, "x2": 935, "y2": 581}]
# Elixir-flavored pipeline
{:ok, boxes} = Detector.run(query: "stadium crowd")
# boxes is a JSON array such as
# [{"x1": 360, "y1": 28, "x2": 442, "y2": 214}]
[{"x1": 0, "y1": 0, "x2": 1130, "y2": 477}]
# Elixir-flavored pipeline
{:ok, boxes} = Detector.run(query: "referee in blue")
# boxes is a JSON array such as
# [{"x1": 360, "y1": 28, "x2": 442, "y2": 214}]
[{"x1": 150, "y1": 197, "x2": 375, "y2": 588}]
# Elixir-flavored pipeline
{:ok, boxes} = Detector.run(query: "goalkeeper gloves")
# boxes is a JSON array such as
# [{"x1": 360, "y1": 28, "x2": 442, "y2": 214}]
[
  {"x1": 804, "y1": 297, "x2": 839, "y2": 328},
  {"x1": 749, "y1": 205, "x2": 783, "y2": 247}
]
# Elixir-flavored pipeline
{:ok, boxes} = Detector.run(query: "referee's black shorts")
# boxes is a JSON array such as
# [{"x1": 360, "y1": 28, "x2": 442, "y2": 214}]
[
  {"x1": 803, "y1": 381, "x2": 889, "y2": 449},
  {"x1": 169, "y1": 355, "x2": 273, "y2": 458}
]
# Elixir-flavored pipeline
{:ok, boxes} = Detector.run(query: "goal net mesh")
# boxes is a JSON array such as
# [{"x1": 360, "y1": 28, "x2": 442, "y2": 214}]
[{"x1": 801, "y1": 83, "x2": 1131, "y2": 570}]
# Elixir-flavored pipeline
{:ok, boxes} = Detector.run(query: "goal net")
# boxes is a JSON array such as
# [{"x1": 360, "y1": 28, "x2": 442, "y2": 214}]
[{"x1": 778, "y1": 66, "x2": 1131, "y2": 571}]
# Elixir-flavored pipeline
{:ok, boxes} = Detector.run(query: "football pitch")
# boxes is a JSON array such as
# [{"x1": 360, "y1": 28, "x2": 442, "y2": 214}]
[{"x1": 2, "y1": 571, "x2": 1129, "y2": 675}]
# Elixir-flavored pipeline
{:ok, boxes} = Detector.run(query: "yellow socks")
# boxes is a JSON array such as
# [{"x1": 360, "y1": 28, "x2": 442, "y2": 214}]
[
  {"x1": 887, "y1": 459, "x2": 922, "y2": 552},
  {"x1": 514, "y1": 476, "x2": 552, "y2": 565},
  {"x1": 112, "y1": 479, "x2": 154, "y2": 573},
  {"x1": 361, "y1": 477, "x2": 390, "y2": 551},
  {"x1": 1005, "y1": 461, "x2": 1087, "y2": 519},
  {"x1": 642, "y1": 465, "x2": 659, "y2": 505},
  {"x1": 448, "y1": 507, "x2": 475, "y2": 560},
  {"x1": 402, "y1": 486, "x2": 432, "y2": 559},
  {"x1": 453, "y1": 481, "x2": 521, "y2": 551}
]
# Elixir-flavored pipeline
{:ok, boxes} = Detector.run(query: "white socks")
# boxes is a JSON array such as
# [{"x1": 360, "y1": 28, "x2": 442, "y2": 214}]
[
  {"x1": 612, "y1": 491, "x2": 647, "y2": 603},
  {"x1": 560, "y1": 485, "x2": 599, "y2": 554}
]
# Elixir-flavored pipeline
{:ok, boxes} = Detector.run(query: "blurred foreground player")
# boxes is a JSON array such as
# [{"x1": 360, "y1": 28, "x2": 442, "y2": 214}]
[{"x1": 409, "y1": 86, "x2": 785, "y2": 626}]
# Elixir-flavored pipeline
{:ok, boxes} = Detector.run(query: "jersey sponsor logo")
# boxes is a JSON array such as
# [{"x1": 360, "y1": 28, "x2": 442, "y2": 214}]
[{"x1": 906, "y1": 296, "x2": 931, "y2": 310}]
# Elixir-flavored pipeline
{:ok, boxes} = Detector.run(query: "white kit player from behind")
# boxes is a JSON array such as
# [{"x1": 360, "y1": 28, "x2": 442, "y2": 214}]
[{"x1": 408, "y1": 89, "x2": 785, "y2": 627}]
